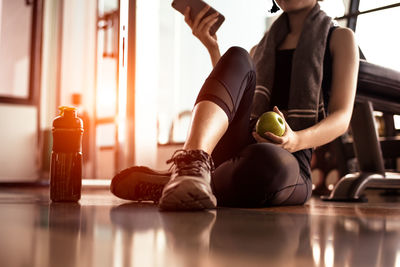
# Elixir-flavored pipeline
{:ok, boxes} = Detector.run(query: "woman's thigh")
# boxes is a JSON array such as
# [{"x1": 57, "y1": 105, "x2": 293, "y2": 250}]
[{"x1": 211, "y1": 143, "x2": 311, "y2": 207}]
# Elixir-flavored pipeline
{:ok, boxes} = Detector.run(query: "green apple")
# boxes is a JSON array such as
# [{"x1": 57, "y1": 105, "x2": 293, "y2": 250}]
[{"x1": 256, "y1": 111, "x2": 285, "y2": 138}]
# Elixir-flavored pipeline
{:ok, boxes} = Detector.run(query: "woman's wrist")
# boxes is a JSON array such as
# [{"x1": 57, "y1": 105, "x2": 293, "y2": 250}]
[
  {"x1": 208, "y1": 45, "x2": 221, "y2": 67},
  {"x1": 291, "y1": 131, "x2": 302, "y2": 152}
]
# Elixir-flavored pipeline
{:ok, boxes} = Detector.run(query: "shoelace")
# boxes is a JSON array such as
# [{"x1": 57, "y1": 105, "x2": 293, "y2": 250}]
[{"x1": 166, "y1": 149, "x2": 214, "y2": 176}]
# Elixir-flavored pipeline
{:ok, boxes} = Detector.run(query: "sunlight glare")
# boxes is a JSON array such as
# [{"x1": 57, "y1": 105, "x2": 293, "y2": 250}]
[
  {"x1": 113, "y1": 229, "x2": 123, "y2": 267},
  {"x1": 135, "y1": 0, "x2": 159, "y2": 166},
  {"x1": 118, "y1": 0, "x2": 128, "y2": 144},
  {"x1": 324, "y1": 241, "x2": 334, "y2": 267},
  {"x1": 312, "y1": 239, "x2": 321, "y2": 266},
  {"x1": 394, "y1": 115, "x2": 400, "y2": 130},
  {"x1": 395, "y1": 249, "x2": 400, "y2": 267}
]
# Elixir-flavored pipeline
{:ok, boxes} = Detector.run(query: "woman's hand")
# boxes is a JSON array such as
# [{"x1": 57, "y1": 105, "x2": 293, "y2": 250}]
[
  {"x1": 184, "y1": 6, "x2": 221, "y2": 66},
  {"x1": 252, "y1": 106, "x2": 300, "y2": 153}
]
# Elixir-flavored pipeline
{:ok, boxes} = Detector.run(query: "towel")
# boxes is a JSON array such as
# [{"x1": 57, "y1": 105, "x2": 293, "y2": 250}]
[{"x1": 251, "y1": 3, "x2": 334, "y2": 131}]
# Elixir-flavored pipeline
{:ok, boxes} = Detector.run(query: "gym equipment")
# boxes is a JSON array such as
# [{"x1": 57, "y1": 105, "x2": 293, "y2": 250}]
[{"x1": 322, "y1": 59, "x2": 400, "y2": 201}]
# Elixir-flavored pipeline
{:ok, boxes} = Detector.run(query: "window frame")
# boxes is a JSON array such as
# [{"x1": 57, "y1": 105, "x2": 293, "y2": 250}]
[
  {"x1": 336, "y1": 0, "x2": 400, "y2": 31},
  {"x1": 0, "y1": 0, "x2": 44, "y2": 105}
]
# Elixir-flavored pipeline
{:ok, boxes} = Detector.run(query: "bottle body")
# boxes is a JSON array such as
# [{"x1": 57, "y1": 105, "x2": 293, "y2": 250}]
[
  {"x1": 50, "y1": 152, "x2": 82, "y2": 202},
  {"x1": 50, "y1": 107, "x2": 83, "y2": 202}
]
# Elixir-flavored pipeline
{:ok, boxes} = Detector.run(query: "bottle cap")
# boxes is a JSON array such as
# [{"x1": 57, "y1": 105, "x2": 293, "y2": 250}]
[{"x1": 58, "y1": 106, "x2": 76, "y2": 116}]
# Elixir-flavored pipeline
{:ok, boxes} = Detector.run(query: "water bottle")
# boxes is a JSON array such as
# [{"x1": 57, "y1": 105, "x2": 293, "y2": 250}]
[{"x1": 50, "y1": 106, "x2": 83, "y2": 202}]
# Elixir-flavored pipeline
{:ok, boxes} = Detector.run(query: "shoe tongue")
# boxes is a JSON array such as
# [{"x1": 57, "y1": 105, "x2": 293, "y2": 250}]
[
  {"x1": 178, "y1": 151, "x2": 201, "y2": 163},
  {"x1": 188, "y1": 150, "x2": 205, "y2": 159},
  {"x1": 169, "y1": 149, "x2": 213, "y2": 171}
]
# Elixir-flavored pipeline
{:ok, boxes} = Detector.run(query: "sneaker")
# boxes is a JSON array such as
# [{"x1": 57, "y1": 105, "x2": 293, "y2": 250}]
[
  {"x1": 110, "y1": 166, "x2": 170, "y2": 203},
  {"x1": 158, "y1": 149, "x2": 217, "y2": 211}
]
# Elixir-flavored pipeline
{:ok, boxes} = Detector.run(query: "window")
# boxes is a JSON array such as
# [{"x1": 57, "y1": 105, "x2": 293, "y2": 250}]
[
  {"x1": 339, "y1": 0, "x2": 400, "y2": 71},
  {"x1": 0, "y1": 0, "x2": 43, "y2": 104},
  {"x1": 355, "y1": 2, "x2": 400, "y2": 71}
]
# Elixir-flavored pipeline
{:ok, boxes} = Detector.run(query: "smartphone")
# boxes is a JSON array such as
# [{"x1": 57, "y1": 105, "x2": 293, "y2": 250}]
[{"x1": 171, "y1": 0, "x2": 225, "y2": 36}]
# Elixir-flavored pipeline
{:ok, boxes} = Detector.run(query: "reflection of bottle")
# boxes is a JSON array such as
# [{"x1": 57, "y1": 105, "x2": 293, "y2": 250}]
[
  {"x1": 50, "y1": 106, "x2": 83, "y2": 202},
  {"x1": 49, "y1": 203, "x2": 81, "y2": 266}
]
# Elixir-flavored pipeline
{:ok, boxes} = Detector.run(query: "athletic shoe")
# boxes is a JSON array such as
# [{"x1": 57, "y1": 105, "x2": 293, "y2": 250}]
[
  {"x1": 158, "y1": 149, "x2": 217, "y2": 211},
  {"x1": 110, "y1": 166, "x2": 170, "y2": 203}
]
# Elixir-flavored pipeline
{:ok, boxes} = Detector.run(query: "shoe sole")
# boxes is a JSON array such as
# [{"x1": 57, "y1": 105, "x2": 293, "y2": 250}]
[
  {"x1": 110, "y1": 166, "x2": 170, "y2": 202},
  {"x1": 158, "y1": 177, "x2": 217, "y2": 211}
]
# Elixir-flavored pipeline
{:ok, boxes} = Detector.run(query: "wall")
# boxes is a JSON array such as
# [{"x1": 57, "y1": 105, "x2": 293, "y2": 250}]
[{"x1": 0, "y1": 104, "x2": 37, "y2": 181}]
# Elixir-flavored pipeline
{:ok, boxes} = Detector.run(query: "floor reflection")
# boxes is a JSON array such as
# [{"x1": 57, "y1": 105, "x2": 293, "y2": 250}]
[
  {"x1": 48, "y1": 203, "x2": 82, "y2": 267},
  {"x1": 108, "y1": 205, "x2": 311, "y2": 266},
  {"x1": 314, "y1": 214, "x2": 400, "y2": 267},
  {"x1": 110, "y1": 204, "x2": 163, "y2": 267},
  {"x1": 209, "y1": 209, "x2": 313, "y2": 266},
  {"x1": 109, "y1": 204, "x2": 400, "y2": 267},
  {"x1": 1, "y1": 189, "x2": 400, "y2": 267}
]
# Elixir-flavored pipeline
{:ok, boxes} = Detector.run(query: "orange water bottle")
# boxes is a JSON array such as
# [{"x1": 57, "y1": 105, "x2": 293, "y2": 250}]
[{"x1": 50, "y1": 106, "x2": 83, "y2": 202}]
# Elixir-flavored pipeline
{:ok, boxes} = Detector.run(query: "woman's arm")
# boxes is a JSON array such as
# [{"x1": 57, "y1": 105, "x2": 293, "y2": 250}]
[
  {"x1": 253, "y1": 27, "x2": 359, "y2": 152},
  {"x1": 184, "y1": 6, "x2": 221, "y2": 67}
]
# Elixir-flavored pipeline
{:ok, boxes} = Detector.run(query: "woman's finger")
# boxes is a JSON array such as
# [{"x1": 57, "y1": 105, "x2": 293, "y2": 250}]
[
  {"x1": 252, "y1": 132, "x2": 263, "y2": 143},
  {"x1": 192, "y1": 5, "x2": 211, "y2": 29},
  {"x1": 263, "y1": 132, "x2": 284, "y2": 144},
  {"x1": 197, "y1": 12, "x2": 219, "y2": 33},
  {"x1": 184, "y1": 6, "x2": 193, "y2": 27},
  {"x1": 252, "y1": 132, "x2": 272, "y2": 143},
  {"x1": 273, "y1": 106, "x2": 285, "y2": 120}
]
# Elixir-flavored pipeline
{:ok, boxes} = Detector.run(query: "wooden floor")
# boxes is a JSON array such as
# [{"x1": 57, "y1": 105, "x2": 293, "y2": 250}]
[{"x1": 1, "y1": 186, "x2": 400, "y2": 267}]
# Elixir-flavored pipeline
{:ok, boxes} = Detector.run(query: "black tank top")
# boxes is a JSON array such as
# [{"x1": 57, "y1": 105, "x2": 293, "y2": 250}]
[{"x1": 269, "y1": 26, "x2": 336, "y2": 110}]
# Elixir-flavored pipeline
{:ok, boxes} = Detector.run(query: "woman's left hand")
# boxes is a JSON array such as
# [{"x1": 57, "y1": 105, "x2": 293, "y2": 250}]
[{"x1": 252, "y1": 106, "x2": 300, "y2": 153}]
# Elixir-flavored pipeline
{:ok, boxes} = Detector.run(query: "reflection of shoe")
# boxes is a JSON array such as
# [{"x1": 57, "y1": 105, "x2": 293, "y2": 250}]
[
  {"x1": 159, "y1": 149, "x2": 217, "y2": 211},
  {"x1": 110, "y1": 203, "x2": 161, "y2": 231},
  {"x1": 110, "y1": 166, "x2": 170, "y2": 203},
  {"x1": 160, "y1": 210, "x2": 216, "y2": 236},
  {"x1": 160, "y1": 210, "x2": 216, "y2": 251}
]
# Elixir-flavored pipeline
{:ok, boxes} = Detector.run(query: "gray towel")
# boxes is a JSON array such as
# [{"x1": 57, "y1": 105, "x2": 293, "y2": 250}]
[{"x1": 251, "y1": 3, "x2": 333, "y2": 131}]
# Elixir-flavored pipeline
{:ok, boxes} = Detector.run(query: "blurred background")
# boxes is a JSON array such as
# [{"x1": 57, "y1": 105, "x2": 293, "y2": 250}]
[{"x1": 0, "y1": 0, "x2": 399, "y2": 189}]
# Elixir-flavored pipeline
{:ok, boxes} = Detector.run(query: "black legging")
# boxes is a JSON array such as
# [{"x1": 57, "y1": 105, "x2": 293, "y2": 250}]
[{"x1": 195, "y1": 46, "x2": 312, "y2": 207}]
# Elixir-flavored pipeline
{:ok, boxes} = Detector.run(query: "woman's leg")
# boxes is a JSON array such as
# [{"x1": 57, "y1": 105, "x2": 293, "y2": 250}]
[
  {"x1": 183, "y1": 46, "x2": 256, "y2": 155},
  {"x1": 183, "y1": 101, "x2": 229, "y2": 155},
  {"x1": 159, "y1": 46, "x2": 256, "y2": 210},
  {"x1": 212, "y1": 143, "x2": 312, "y2": 207}
]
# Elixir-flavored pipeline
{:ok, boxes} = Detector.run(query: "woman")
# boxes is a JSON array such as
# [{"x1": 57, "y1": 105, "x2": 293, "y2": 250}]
[{"x1": 110, "y1": 0, "x2": 359, "y2": 210}]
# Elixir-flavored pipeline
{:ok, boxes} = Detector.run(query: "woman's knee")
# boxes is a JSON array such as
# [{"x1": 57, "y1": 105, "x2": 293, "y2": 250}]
[
  {"x1": 221, "y1": 46, "x2": 255, "y2": 71},
  {"x1": 223, "y1": 144, "x2": 298, "y2": 205},
  {"x1": 241, "y1": 144, "x2": 309, "y2": 206},
  {"x1": 225, "y1": 46, "x2": 250, "y2": 58},
  {"x1": 240, "y1": 144, "x2": 299, "y2": 178}
]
